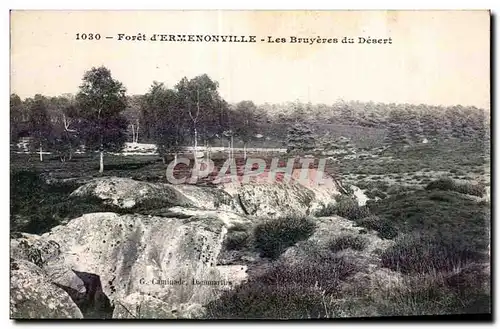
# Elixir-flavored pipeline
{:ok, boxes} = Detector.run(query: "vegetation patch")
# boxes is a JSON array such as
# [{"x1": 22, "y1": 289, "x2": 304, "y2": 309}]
[
  {"x1": 425, "y1": 177, "x2": 486, "y2": 197},
  {"x1": 205, "y1": 255, "x2": 359, "y2": 319},
  {"x1": 328, "y1": 234, "x2": 368, "y2": 253},
  {"x1": 381, "y1": 234, "x2": 487, "y2": 274},
  {"x1": 253, "y1": 216, "x2": 316, "y2": 259}
]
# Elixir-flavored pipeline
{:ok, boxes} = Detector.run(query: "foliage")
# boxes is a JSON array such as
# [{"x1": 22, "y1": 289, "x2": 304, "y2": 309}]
[
  {"x1": 142, "y1": 81, "x2": 185, "y2": 157},
  {"x1": 368, "y1": 190, "x2": 490, "y2": 259},
  {"x1": 205, "y1": 255, "x2": 359, "y2": 319},
  {"x1": 354, "y1": 215, "x2": 398, "y2": 239},
  {"x1": 27, "y1": 95, "x2": 52, "y2": 157},
  {"x1": 253, "y1": 216, "x2": 316, "y2": 259},
  {"x1": 381, "y1": 234, "x2": 487, "y2": 274},
  {"x1": 328, "y1": 234, "x2": 368, "y2": 252},
  {"x1": 425, "y1": 178, "x2": 485, "y2": 197},
  {"x1": 76, "y1": 66, "x2": 129, "y2": 154},
  {"x1": 286, "y1": 122, "x2": 316, "y2": 154},
  {"x1": 10, "y1": 170, "x2": 118, "y2": 234}
]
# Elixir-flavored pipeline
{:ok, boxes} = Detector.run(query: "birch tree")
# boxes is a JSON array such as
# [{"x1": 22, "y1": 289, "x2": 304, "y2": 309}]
[{"x1": 76, "y1": 66, "x2": 128, "y2": 173}]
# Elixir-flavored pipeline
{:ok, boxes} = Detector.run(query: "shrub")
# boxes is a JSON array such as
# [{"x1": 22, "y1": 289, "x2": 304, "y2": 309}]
[
  {"x1": 333, "y1": 195, "x2": 370, "y2": 220},
  {"x1": 386, "y1": 184, "x2": 415, "y2": 195},
  {"x1": 328, "y1": 234, "x2": 367, "y2": 253},
  {"x1": 375, "y1": 273, "x2": 490, "y2": 316},
  {"x1": 425, "y1": 178, "x2": 485, "y2": 197},
  {"x1": 365, "y1": 188, "x2": 387, "y2": 200},
  {"x1": 258, "y1": 256, "x2": 359, "y2": 293},
  {"x1": 205, "y1": 256, "x2": 359, "y2": 319},
  {"x1": 224, "y1": 224, "x2": 252, "y2": 251},
  {"x1": 355, "y1": 215, "x2": 398, "y2": 239},
  {"x1": 314, "y1": 203, "x2": 337, "y2": 217},
  {"x1": 367, "y1": 189, "x2": 489, "y2": 252},
  {"x1": 253, "y1": 216, "x2": 316, "y2": 259},
  {"x1": 205, "y1": 282, "x2": 330, "y2": 319},
  {"x1": 381, "y1": 234, "x2": 486, "y2": 274},
  {"x1": 454, "y1": 182, "x2": 486, "y2": 197}
]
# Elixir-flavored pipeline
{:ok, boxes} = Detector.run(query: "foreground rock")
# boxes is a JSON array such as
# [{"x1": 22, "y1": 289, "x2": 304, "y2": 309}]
[
  {"x1": 10, "y1": 259, "x2": 83, "y2": 319},
  {"x1": 11, "y1": 211, "x2": 251, "y2": 319}
]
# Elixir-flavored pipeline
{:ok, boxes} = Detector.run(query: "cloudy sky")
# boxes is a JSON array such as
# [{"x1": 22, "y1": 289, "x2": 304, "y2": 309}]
[{"x1": 10, "y1": 10, "x2": 490, "y2": 109}]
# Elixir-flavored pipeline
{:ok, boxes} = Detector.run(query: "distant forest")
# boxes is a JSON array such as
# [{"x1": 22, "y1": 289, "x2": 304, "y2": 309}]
[{"x1": 10, "y1": 67, "x2": 491, "y2": 160}]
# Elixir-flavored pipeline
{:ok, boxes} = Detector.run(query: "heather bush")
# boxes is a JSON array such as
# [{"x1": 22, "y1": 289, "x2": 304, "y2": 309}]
[
  {"x1": 328, "y1": 234, "x2": 368, "y2": 252},
  {"x1": 253, "y1": 216, "x2": 316, "y2": 259},
  {"x1": 381, "y1": 234, "x2": 486, "y2": 274}
]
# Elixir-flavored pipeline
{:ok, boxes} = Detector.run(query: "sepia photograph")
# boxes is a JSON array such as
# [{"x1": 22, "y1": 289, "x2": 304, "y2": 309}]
[{"x1": 9, "y1": 10, "x2": 491, "y2": 320}]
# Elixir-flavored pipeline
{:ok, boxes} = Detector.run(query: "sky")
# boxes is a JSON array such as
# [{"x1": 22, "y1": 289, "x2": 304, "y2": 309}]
[{"x1": 10, "y1": 10, "x2": 490, "y2": 109}]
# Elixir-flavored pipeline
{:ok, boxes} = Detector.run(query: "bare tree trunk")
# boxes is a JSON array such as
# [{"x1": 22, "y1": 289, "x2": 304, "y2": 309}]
[
  {"x1": 193, "y1": 126, "x2": 198, "y2": 162},
  {"x1": 131, "y1": 124, "x2": 135, "y2": 143},
  {"x1": 99, "y1": 150, "x2": 104, "y2": 173},
  {"x1": 243, "y1": 142, "x2": 247, "y2": 160},
  {"x1": 231, "y1": 135, "x2": 234, "y2": 160},
  {"x1": 39, "y1": 143, "x2": 43, "y2": 162},
  {"x1": 135, "y1": 121, "x2": 140, "y2": 143},
  {"x1": 174, "y1": 152, "x2": 178, "y2": 165}
]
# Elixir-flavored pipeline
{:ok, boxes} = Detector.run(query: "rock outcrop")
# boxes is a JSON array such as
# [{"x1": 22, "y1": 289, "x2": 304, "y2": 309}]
[
  {"x1": 70, "y1": 176, "x2": 349, "y2": 219},
  {"x1": 11, "y1": 211, "x2": 251, "y2": 319},
  {"x1": 70, "y1": 177, "x2": 243, "y2": 213}
]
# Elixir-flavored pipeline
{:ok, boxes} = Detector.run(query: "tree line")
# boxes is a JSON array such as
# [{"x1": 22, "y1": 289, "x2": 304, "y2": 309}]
[{"x1": 10, "y1": 66, "x2": 490, "y2": 171}]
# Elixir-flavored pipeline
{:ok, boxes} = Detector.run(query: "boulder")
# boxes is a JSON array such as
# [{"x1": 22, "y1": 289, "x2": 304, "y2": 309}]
[{"x1": 10, "y1": 258, "x2": 83, "y2": 319}]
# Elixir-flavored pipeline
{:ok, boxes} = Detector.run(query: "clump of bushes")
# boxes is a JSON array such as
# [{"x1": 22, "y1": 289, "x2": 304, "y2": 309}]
[
  {"x1": 380, "y1": 234, "x2": 486, "y2": 274},
  {"x1": 365, "y1": 188, "x2": 388, "y2": 200},
  {"x1": 316, "y1": 195, "x2": 372, "y2": 220},
  {"x1": 223, "y1": 223, "x2": 252, "y2": 251},
  {"x1": 376, "y1": 272, "x2": 490, "y2": 316},
  {"x1": 328, "y1": 234, "x2": 367, "y2": 253},
  {"x1": 253, "y1": 216, "x2": 316, "y2": 259},
  {"x1": 386, "y1": 184, "x2": 415, "y2": 195},
  {"x1": 332, "y1": 195, "x2": 371, "y2": 220},
  {"x1": 425, "y1": 178, "x2": 485, "y2": 197},
  {"x1": 205, "y1": 255, "x2": 359, "y2": 319},
  {"x1": 355, "y1": 215, "x2": 398, "y2": 239}
]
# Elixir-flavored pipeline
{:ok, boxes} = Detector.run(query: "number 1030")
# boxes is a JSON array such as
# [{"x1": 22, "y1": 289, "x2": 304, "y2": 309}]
[{"x1": 75, "y1": 33, "x2": 101, "y2": 40}]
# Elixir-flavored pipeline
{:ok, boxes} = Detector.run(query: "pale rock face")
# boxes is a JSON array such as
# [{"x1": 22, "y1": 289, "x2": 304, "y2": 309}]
[
  {"x1": 11, "y1": 211, "x2": 252, "y2": 319},
  {"x1": 218, "y1": 169, "x2": 343, "y2": 218},
  {"x1": 10, "y1": 259, "x2": 84, "y2": 319},
  {"x1": 70, "y1": 177, "x2": 243, "y2": 213},
  {"x1": 70, "y1": 177, "x2": 191, "y2": 209},
  {"x1": 71, "y1": 176, "x2": 348, "y2": 220}
]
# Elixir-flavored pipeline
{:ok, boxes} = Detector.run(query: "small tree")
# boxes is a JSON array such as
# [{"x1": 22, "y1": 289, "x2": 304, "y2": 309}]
[
  {"x1": 286, "y1": 122, "x2": 315, "y2": 154},
  {"x1": 27, "y1": 95, "x2": 52, "y2": 162},
  {"x1": 175, "y1": 74, "x2": 223, "y2": 163},
  {"x1": 143, "y1": 82, "x2": 185, "y2": 164},
  {"x1": 233, "y1": 101, "x2": 259, "y2": 160},
  {"x1": 10, "y1": 94, "x2": 24, "y2": 150},
  {"x1": 76, "y1": 66, "x2": 128, "y2": 173}
]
